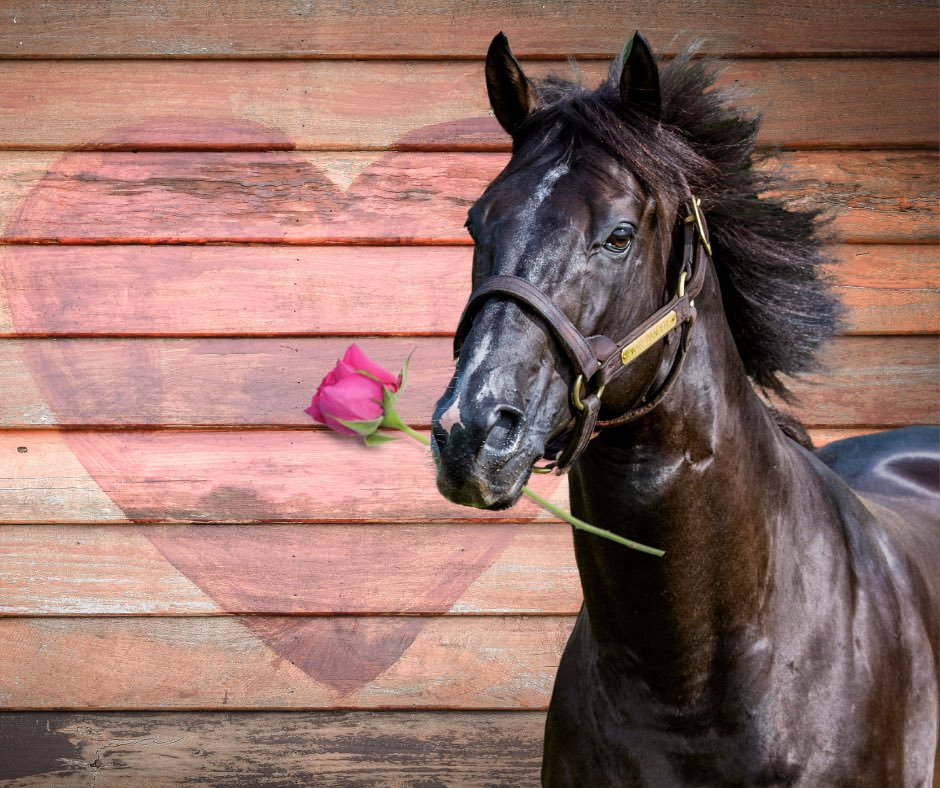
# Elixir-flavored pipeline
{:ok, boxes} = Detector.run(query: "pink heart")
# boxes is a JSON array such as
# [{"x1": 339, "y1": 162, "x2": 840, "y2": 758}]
[{"x1": 3, "y1": 116, "x2": 563, "y2": 696}]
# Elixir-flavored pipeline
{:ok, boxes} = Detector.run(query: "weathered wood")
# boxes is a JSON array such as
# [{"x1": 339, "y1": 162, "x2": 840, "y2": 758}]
[
  {"x1": 0, "y1": 60, "x2": 935, "y2": 150},
  {"x1": 0, "y1": 428, "x2": 886, "y2": 524},
  {"x1": 0, "y1": 336, "x2": 935, "y2": 429},
  {"x1": 0, "y1": 151, "x2": 934, "y2": 245},
  {"x1": 0, "y1": 523, "x2": 581, "y2": 616},
  {"x1": 0, "y1": 615, "x2": 573, "y2": 708},
  {"x1": 0, "y1": 428, "x2": 567, "y2": 524},
  {"x1": 0, "y1": 244, "x2": 934, "y2": 337},
  {"x1": 1, "y1": 0, "x2": 936, "y2": 58},
  {"x1": 0, "y1": 710, "x2": 546, "y2": 786},
  {"x1": 782, "y1": 336, "x2": 939, "y2": 427}
]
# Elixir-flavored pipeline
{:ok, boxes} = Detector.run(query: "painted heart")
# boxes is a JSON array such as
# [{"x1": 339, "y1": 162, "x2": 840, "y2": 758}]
[{"x1": 3, "y1": 116, "x2": 566, "y2": 697}]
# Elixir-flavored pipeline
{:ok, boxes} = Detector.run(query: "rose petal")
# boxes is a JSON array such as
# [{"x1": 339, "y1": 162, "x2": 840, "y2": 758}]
[
  {"x1": 304, "y1": 398, "x2": 324, "y2": 424},
  {"x1": 316, "y1": 374, "x2": 385, "y2": 426},
  {"x1": 330, "y1": 358, "x2": 360, "y2": 382},
  {"x1": 342, "y1": 344, "x2": 400, "y2": 391},
  {"x1": 306, "y1": 364, "x2": 345, "y2": 425}
]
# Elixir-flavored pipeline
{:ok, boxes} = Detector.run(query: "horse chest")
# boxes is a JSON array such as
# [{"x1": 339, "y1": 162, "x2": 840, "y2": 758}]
[{"x1": 542, "y1": 611, "x2": 923, "y2": 787}]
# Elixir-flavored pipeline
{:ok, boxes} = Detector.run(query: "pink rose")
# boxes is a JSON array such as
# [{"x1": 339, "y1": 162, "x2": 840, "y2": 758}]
[{"x1": 305, "y1": 344, "x2": 401, "y2": 436}]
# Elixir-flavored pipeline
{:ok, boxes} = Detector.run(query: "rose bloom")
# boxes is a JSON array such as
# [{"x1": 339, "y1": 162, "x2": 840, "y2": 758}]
[{"x1": 305, "y1": 344, "x2": 400, "y2": 435}]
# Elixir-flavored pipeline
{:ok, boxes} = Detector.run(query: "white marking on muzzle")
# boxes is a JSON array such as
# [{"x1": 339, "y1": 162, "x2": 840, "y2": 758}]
[{"x1": 439, "y1": 392, "x2": 462, "y2": 435}]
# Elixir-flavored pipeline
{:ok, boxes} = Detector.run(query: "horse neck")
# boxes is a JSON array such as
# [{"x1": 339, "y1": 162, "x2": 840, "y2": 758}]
[{"x1": 567, "y1": 262, "x2": 804, "y2": 707}]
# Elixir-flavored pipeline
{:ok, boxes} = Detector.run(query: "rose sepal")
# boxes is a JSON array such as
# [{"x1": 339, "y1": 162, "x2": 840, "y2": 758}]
[
  {"x1": 364, "y1": 432, "x2": 398, "y2": 446},
  {"x1": 378, "y1": 386, "x2": 407, "y2": 431},
  {"x1": 337, "y1": 415, "x2": 384, "y2": 436}
]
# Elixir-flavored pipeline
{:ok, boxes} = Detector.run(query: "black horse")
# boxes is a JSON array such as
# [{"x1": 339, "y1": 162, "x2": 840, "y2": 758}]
[{"x1": 431, "y1": 33, "x2": 939, "y2": 786}]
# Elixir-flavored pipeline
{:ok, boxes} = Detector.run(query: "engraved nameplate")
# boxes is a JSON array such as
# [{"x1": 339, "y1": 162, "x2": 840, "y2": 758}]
[{"x1": 621, "y1": 310, "x2": 678, "y2": 366}]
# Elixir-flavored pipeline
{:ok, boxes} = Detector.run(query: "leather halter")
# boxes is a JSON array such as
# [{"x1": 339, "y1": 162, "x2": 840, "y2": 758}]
[{"x1": 453, "y1": 197, "x2": 712, "y2": 474}]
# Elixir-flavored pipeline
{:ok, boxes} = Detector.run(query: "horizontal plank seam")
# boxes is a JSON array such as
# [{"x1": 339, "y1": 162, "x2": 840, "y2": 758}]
[
  {"x1": 0, "y1": 148, "x2": 936, "y2": 156},
  {"x1": 0, "y1": 51, "x2": 937, "y2": 62},
  {"x1": 0, "y1": 417, "x2": 927, "y2": 433},
  {"x1": 0, "y1": 612, "x2": 578, "y2": 619},
  {"x1": 1, "y1": 329, "x2": 930, "y2": 340},
  {"x1": 835, "y1": 285, "x2": 940, "y2": 293},
  {"x1": 0, "y1": 143, "x2": 936, "y2": 154},
  {"x1": 0, "y1": 420, "x2": 929, "y2": 433},
  {"x1": 0, "y1": 703, "x2": 548, "y2": 714},
  {"x1": 0, "y1": 517, "x2": 569, "y2": 525},
  {"x1": 1, "y1": 238, "x2": 935, "y2": 247},
  {"x1": 0, "y1": 520, "x2": 571, "y2": 528},
  {"x1": 0, "y1": 709, "x2": 550, "y2": 720}
]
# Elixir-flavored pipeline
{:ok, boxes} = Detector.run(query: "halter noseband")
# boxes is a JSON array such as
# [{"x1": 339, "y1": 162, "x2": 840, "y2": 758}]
[{"x1": 453, "y1": 196, "x2": 712, "y2": 474}]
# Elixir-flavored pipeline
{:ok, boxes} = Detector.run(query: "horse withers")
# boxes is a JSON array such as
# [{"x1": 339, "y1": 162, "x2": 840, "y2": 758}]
[{"x1": 431, "y1": 32, "x2": 939, "y2": 786}]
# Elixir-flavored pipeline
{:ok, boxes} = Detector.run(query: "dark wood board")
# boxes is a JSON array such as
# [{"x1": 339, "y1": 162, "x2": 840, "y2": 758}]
[{"x1": 0, "y1": 710, "x2": 546, "y2": 786}]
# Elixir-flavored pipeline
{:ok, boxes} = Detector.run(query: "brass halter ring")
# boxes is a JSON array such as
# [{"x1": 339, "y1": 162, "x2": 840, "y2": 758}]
[
  {"x1": 571, "y1": 374, "x2": 605, "y2": 412},
  {"x1": 684, "y1": 196, "x2": 712, "y2": 257}
]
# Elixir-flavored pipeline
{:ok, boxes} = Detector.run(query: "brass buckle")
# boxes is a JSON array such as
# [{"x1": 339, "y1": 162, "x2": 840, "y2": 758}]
[
  {"x1": 684, "y1": 196, "x2": 712, "y2": 257},
  {"x1": 571, "y1": 374, "x2": 605, "y2": 412}
]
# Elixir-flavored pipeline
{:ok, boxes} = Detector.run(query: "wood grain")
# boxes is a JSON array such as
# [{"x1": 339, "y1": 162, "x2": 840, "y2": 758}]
[
  {"x1": 0, "y1": 710, "x2": 547, "y2": 786},
  {"x1": 0, "y1": 245, "x2": 934, "y2": 339},
  {"x1": 0, "y1": 428, "x2": 567, "y2": 524},
  {"x1": 0, "y1": 336, "x2": 936, "y2": 429},
  {"x1": 0, "y1": 3, "x2": 933, "y2": 778},
  {"x1": 0, "y1": 60, "x2": 935, "y2": 150},
  {"x1": 0, "y1": 428, "x2": 888, "y2": 524},
  {"x1": 0, "y1": 615, "x2": 573, "y2": 709},
  {"x1": 1, "y1": 0, "x2": 936, "y2": 58},
  {"x1": 0, "y1": 523, "x2": 581, "y2": 616},
  {"x1": 1, "y1": 151, "x2": 934, "y2": 245}
]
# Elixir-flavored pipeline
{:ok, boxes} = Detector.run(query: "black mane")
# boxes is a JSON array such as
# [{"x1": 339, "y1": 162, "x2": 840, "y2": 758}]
[{"x1": 513, "y1": 48, "x2": 841, "y2": 396}]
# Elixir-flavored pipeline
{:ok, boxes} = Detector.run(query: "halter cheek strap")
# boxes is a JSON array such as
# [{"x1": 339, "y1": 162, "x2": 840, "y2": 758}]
[{"x1": 453, "y1": 197, "x2": 712, "y2": 474}]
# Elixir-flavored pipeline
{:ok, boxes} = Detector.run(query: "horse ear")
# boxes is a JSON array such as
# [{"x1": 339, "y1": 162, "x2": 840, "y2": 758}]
[
  {"x1": 619, "y1": 32, "x2": 661, "y2": 120},
  {"x1": 486, "y1": 32, "x2": 536, "y2": 136}
]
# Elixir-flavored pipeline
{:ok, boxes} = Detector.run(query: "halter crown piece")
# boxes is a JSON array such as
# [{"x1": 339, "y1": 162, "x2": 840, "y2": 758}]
[{"x1": 453, "y1": 196, "x2": 711, "y2": 474}]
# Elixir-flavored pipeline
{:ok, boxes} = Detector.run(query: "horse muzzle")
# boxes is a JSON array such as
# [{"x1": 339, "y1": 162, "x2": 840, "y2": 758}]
[{"x1": 431, "y1": 391, "x2": 548, "y2": 509}]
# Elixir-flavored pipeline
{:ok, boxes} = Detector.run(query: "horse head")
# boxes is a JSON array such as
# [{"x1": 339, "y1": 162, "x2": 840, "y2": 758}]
[{"x1": 431, "y1": 32, "x2": 688, "y2": 509}]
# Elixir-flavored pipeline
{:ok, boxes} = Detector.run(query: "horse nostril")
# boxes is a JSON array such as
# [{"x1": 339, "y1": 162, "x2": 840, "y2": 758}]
[
  {"x1": 432, "y1": 424, "x2": 448, "y2": 454},
  {"x1": 483, "y1": 407, "x2": 524, "y2": 457}
]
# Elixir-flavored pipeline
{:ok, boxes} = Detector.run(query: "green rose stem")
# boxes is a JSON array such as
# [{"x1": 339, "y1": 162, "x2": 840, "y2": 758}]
[
  {"x1": 516, "y1": 486, "x2": 664, "y2": 557},
  {"x1": 383, "y1": 406, "x2": 664, "y2": 558}
]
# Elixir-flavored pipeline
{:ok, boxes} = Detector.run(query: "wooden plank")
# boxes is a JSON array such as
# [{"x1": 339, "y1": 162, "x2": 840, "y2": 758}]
[
  {"x1": 0, "y1": 60, "x2": 935, "y2": 150},
  {"x1": 0, "y1": 427, "x2": 899, "y2": 524},
  {"x1": 0, "y1": 151, "x2": 934, "y2": 245},
  {"x1": 0, "y1": 428, "x2": 569, "y2": 524},
  {"x1": 0, "y1": 710, "x2": 546, "y2": 787},
  {"x1": 0, "y1": 615, "x2": 573, "y2": 709},
  {"x1": 810, "y1": 428, "x2": 883, "y2": 448},
  {"x1": 774, "y1": 336, "x2": 940, "y2": 427},
  {"x1": 0, "y1": 336, "x2": 934, "y2": 428},
  {"x1": 0, "y1": 245, "x2": 934, "y2": 339},
  {"x1": 773, "y1": 152, "x2": 940, "y2": 244},
  {"x1": 0, "y1": 523, "x2": 581, "y2": 616},
  {"x1": 1, "y1": 0, "x2": 936, "y2": 58},
  {"x1": 830, "y1": 246, "x2": 940, "y2": 336}
]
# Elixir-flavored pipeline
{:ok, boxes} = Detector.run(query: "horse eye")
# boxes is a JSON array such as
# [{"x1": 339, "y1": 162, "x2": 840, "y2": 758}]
[
  {"x1": 464, "y1": 219, "x2": 476, "y2": 242},
  {"x1": 603, "y1": 225, "x2": 635, "y2": 253}
]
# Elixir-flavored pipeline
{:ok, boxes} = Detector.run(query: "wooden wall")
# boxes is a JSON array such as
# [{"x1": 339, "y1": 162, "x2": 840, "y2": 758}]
[{"x1": 0, "y1": 2, "x2": 937, "y2": 784}]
